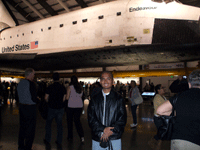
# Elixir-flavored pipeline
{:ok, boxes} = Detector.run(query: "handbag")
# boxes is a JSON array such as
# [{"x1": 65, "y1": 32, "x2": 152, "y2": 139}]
[
  {"x1": 134, "y1": 95, "x2": 143, "y2": 105},
  {"x1": 155, "y1": 94, "x2": 178, "y2": 140}
]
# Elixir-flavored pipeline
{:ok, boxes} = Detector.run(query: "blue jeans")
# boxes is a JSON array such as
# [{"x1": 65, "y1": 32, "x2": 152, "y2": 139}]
[
  {"x1": 92, "y1": 139, "x2": 121, "y2": 150},
  {"x1": 45, "y1": 108, "x2": 64, "y2": 144},
  {"x1": 131, "y1": 105, "x2": 138, "y2": 124}
]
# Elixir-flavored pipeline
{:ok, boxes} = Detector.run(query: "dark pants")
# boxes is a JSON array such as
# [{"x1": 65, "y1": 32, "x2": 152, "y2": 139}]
[
  {"x1": 45, "y1": 108, "x2": 64, "y2": 144},
  {"x1": 3, "y1": 91, "x2": 8, "y2": 105},
  {"x1": 10, "y1": 91, "x2": 14, "y2": 104},
  {"x1": 67, "y1": 107, "x2": 84, "y2": 139},
  {"x1": 153, "y1": 116, "x2": 162, "y2": 140},
  {"x1": 131, "y1": 105, "x2": 138, "y2": 124},
  {"x1": 0, "y1": 106, "x2": 2, "y2": 124},
  {"x1": 18, "y1": 104, "x2": 37, "y2": 150}
]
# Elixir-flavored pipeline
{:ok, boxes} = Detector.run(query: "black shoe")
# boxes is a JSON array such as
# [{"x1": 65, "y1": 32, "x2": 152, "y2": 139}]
[
  {"x1": 43, "y1": 139, "x2": 50, "y2": 145},
  {"x1": 55, "y1": 141, "x2": 61, "y2": 145},
  {"x1": 67, "y1": 137, "x2": 73, "y2": 141},
  {"x1": 55, "y1": 141, "x2": 62, "y2": 149}
]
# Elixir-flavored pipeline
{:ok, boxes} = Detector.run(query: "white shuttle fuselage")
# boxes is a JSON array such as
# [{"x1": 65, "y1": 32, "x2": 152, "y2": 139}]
[{"x1": 0, "y1": 0, "x2": 199, "y2": 55}]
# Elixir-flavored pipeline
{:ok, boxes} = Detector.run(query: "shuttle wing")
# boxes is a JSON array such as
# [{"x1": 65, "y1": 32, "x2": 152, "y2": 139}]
[
  {"x1": 0, "y1": 44, "x2": 199, "y2": 71},
  {"x1": 0, "y1": 53, "x2": 37, "y2": 60}
]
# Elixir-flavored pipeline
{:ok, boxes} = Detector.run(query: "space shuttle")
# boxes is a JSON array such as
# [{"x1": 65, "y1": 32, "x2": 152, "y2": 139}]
[{"x1": 0, "y1": 0, "x2": 200, "y2": 71}]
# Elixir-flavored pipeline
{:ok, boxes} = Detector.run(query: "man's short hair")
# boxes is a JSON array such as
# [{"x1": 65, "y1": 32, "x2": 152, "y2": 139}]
[
  {"x1": 25, "y1": 68, "x2": 34, "y2": 77},
  {"x1": 100, "y1": 71, "x2": 113, "y2": 79},
  {"x1": 53, "y1": 72, "x2": 60, "y2": 81},
  {"x1": 189, "y1": 69, "x2": 200, "y2": 87}
]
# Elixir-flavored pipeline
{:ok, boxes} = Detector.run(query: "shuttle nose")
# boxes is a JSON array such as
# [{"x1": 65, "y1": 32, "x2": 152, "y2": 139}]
[{"x1": 0, "y1": 22, "x2": 10, "y2": 32}]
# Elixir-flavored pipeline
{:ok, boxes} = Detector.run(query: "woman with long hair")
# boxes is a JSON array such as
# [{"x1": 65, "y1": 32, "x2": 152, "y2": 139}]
[
  {"x1": 66, "y1": 75, "x2": 84, "y2": 143},
  {"x1": 128, "y1": 80, "x2": 140, "y2": 128}
]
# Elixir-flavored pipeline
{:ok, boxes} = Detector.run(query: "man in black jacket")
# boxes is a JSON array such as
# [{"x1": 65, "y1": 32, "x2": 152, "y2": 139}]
[{"x1": 87, "y1": 71, "x2": 127, "y2": 150}]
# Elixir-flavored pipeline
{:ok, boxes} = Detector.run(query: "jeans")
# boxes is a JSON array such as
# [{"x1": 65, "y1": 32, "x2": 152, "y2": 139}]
[
  {"x1": 45, "y1": 108, "x2": 64, "y2": 144},
  {"x1": 92, "y1": 139, "x2": 121, "y2": 150},
  {"x1": 131, "y1": 105, "x2": 138, "y2": 124}
]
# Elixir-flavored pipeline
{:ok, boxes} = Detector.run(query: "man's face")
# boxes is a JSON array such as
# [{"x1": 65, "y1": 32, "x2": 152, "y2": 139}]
[
  {"x1": 29, "y1": 71, "x2": 35, "y2": 81},
  {"x1": 100, "y1": 72, "x2": 113, "y2": 90},
  {"x1": 131, "y1": 81, "x2": 135, "y2": 88}
]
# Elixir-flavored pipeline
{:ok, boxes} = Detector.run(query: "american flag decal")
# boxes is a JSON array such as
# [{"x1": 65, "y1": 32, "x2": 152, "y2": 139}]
[{"x1": 31, "y1": 41, "x2": 38, "y2": 49}]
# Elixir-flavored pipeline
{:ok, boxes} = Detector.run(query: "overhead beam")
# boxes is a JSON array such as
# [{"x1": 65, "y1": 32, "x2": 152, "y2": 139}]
[
  {"x1": 75, "y1": 0, "x2": 88, "y2": 8},
  {"x1": 33, "y1": 68, "x2": 197, "y2": 78},
  {"x1": 186, "y1": 1, "x2": 200, "y2": 7},
  {"x1": 36, "y1": 0, "x2": 58, "y2": 16},
  {"x1": 22, "y1": 0, "x2": 44, "y2": 19},
  {"x1": 2, "y1": 67, "x2": 197, "y2": 79},
  {"x1": 32, "y1": 0, "x2": 98, "y2": 18},
  {"x1": 2, "y1": 0, "x2": 19, "y2": 26},
  {"x1": 56, "y1": 0, "x2": 70, "y2": 12},
  {"x1": 179, "y1": 0, "x2": 200, "y2": 7},
  {"x1": 99, "y1": 0, "x2": 106, "y2": 3},
  {"x1": 6, "y1": 0, "x2": 35, "y2": 22}
]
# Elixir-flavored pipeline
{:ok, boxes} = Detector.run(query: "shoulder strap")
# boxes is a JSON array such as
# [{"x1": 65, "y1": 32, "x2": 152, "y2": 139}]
[{"x1": 171, "y1": 93, "x2": 181, "y2": 115}]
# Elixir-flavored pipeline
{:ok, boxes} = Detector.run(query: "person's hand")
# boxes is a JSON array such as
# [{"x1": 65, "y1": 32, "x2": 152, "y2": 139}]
[
  {"x1": 100, "y1": 127, "x2": 114, "y2": 142},
  {"x1": 100, "y1": 132, "x2": 108, "y2": 142}
]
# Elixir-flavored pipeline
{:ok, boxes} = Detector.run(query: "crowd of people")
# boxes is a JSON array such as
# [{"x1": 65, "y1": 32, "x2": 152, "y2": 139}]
[
  {"x1": 0, "y1": 68, "x2": 200, "y2": 150},
  {"x1": 156, "y1": 71, "x2": 200, "y2": 150},
  {"x1": 13, "y1": 69, "x2": 127, "y2": 150},
  {"x1": 0, "y1": 81, "x2": 18, "y2": 105}
]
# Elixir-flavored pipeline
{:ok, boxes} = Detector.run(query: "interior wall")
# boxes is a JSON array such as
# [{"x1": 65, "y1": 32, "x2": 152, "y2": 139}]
[
  {"x1": 0, "y1": 77, "x2": 21, "y2": 83},
  {"x1": 187, "y1": 60, "x2": 199, "y2": 67},
  {"x1": 64, "y1": 77, "x2": 140, "y2": 85},
  {"x1": 142, "y1": 76, "x2": 179, "y2": 98}
]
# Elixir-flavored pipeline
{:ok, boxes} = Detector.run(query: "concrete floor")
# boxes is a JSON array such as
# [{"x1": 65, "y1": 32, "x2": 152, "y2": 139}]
[{"x1": 0, "y1": 99, "x2": 170, "y2": 150}]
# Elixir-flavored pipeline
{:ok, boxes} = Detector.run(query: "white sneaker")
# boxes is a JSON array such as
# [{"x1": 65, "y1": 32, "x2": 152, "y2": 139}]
[
  {"x1": 82, "y1": 110, "x2": 85, "y2": 114},
  {"x1": 81, "y1": 137, "x2": 84, "y2": 143},
  {"x1": 130, "y1": 123, "x2": 137, "y2": 128}
]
